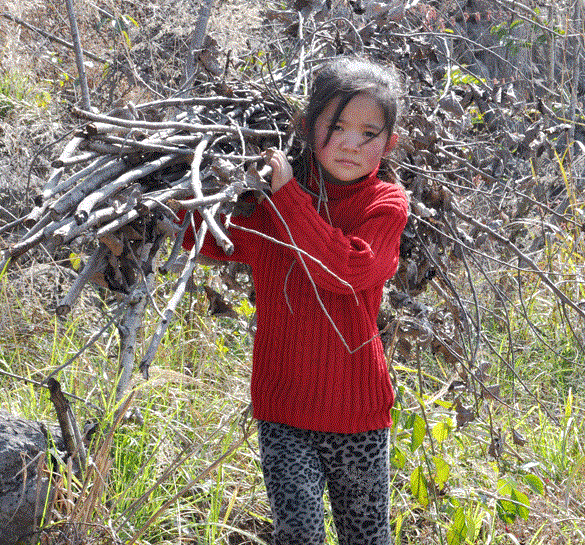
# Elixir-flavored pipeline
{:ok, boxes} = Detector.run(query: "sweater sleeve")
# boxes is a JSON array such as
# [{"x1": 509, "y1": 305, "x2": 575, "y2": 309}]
[
  {"x1": 265, "y1": 177, "x2": 408, "y2": 294},
  {"x1": 181, "y1": 197, "x2": 270, "y2": 265}
]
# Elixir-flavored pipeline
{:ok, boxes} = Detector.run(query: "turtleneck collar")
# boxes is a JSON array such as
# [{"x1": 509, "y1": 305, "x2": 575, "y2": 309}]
[{"x1": 303, "y1": 161, "x2": 381, "y2": 201}]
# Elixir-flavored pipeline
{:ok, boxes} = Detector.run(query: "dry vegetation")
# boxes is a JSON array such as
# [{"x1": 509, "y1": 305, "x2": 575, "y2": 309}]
[{"x1": 1, "y1": 0, "x2": 585, "y2": 544}]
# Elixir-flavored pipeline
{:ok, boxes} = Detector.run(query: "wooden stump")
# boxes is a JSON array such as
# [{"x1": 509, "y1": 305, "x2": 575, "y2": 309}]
[{"x1": 0, "y1": 412, "x2": 66, "y2": 545}]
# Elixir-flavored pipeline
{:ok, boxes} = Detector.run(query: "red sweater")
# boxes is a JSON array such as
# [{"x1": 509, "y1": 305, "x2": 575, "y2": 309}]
[{"x1": 183, "y1": 169, "x2": 408, "y2": 433}]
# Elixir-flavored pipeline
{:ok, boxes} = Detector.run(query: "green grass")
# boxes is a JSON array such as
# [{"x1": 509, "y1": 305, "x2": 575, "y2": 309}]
[
  {"x1": 1, "y1": 251, "x2": 585, "y2": 544},
  {"x1": 0, "y1": 70, "x2": 51, "y2": 118}
]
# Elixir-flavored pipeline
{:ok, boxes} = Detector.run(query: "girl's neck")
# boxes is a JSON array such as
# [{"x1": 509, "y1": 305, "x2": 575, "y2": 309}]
[
  {"x1": 318, "y1": 162, "x2": 380, "y2": 187},
  {"x1": 320, "y1": 168, "x2": 367, "y2": 186}
]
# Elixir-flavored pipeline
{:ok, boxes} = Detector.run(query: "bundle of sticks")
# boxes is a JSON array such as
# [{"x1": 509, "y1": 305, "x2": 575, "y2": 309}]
[
  {"x1": 0, "y1": 81, "x2": 301, "y2": 392},
  {"x1": 3, "y1": 85, "x2": 293, "y2": 300}
]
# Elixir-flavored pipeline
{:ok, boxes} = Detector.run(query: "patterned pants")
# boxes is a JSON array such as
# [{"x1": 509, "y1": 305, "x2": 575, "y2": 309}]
[{"x1": 257, "y1": 420, "x2": 391, "y2": 545}]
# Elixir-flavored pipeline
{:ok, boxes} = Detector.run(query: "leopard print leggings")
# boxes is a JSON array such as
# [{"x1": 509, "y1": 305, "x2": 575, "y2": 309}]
[{"x1": 257, "y1": 421, "x2": 391, "y2": 545}]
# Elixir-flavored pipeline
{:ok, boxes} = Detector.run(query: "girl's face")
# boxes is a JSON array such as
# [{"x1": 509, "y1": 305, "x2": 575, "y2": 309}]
[{"x1": 313, "y1": 93, "x2": 397, "y2": 185}]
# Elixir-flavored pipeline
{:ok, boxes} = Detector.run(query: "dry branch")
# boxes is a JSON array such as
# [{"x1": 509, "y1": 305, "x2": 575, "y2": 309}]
[
  {"x1": 57, "y1": 243, "x2": 108, "y2": 316},
  {"x1": 71, "y1": 107, "x2": 285, "y2": 139},
  {"x1": 1, "y1": 12, "x2": 108, "y2": 64}
]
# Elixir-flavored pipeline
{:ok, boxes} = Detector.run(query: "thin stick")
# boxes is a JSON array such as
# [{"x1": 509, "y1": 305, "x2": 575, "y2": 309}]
[
  {"x1": 190, "y1": 136, "x2": 234, "y2": 255},
  {"x1": 139, "y1": 218, "x2": 207, "y2": 379},
  {"x1": 1, "y1": 12, "x2": 108, "y2": 64},
  {"x1": 56, "y1": 243, "x2": 108, "y2": 315},
  {"x1": 71, "y1": 107, "x2": 284, "y2": 139},
  {"x1": 64, "y1": 0, "x2": 91, "y2": 110}
]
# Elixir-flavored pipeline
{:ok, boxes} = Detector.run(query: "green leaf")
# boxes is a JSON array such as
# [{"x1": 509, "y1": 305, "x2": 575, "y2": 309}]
[
  {"x1": 390, "y1": 446, "x2": 407, "y2": 469},
  {"x1": 497, "y1": 478, "x2": 513, "y2": 496},
  {"x1": 123, "y1": 14, "x2": 140, "y2": 27},
  {"x1": 410, "y1": 466, "x2": 429, "y2": 507},
  {"x1": 432, "y1": 420, "x2": 452, "y2": 443},
  {"x1": 394, "y1": 511, "x2": 404, "y2": 542},
  {"x1": 411, "y1": 414, "x2": 426, "y2": 452},
  {"x1": 509, "y1": 19, "x2": 522, "y2": 30},
  {"x1": 496, "y1": 498, "x2": 517, "y2": 524},
  {"x1": 565, "y1": 388, "x2": 573, "y2": 419},
  {"x1": 446, "y1": 507, "x2": 466, "y2": 545},
  {"x1": 434, "y1": 456, "x2": 451, "y2": 488},
  {"x1": 511, "y1": 489, "x2": 530, "y2": 520},
  {"x1": 122, "y1": 29, "x2": 131, "y2": 48},
  {"x1": 524, "y1": 473, "x2": 545, "y2": 495}
]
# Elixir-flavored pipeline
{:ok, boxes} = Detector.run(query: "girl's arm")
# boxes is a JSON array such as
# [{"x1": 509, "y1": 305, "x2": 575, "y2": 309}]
[
  {"x1": 180, "y1": 196, "x2": 269, "y2": 265},
  {"x1": 264, "y1": 175, "x2": 408, "y2": 294}
]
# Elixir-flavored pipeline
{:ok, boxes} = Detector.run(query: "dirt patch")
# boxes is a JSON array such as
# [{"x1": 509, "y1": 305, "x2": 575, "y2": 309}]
[{"x1": 209, "y1": 0, "x2": 264, "y2": 53}]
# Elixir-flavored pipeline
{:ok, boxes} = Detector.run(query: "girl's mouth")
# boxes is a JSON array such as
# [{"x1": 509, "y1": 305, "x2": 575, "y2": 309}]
[{"x1": 336, "y1": 159, "x2": 359, "y2": 166}]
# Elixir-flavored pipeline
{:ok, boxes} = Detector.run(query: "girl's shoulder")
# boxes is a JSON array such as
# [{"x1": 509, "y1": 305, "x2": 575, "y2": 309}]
[
  {"x1": 367, "y1": 177, "x2": 410, "y2": 217},
  {"x1": 372, "y1": 176, "x2": 409, "y2": 200}
]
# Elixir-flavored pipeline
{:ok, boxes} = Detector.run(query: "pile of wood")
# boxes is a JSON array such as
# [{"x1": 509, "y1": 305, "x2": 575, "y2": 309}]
[
  {"x1": 0, "y1": 82, "x2": 297, "y2": 389},
  {"x1": 2, "y1": 0, "x2": 584, "y2": 408}
]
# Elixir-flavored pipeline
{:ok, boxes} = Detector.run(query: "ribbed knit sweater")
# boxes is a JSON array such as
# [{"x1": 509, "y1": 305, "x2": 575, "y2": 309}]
[{"x1": 182, "y1": 168, "x2": 408, "y2": 433}]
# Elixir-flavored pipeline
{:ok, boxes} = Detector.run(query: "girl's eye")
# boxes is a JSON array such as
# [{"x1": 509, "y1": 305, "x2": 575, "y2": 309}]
[
  {"x1": 364, "y1": 131, "x2": 376, "y2": 138},
  {"x1": 330, "y1": 124, "x2": 343, "y2": 131}
]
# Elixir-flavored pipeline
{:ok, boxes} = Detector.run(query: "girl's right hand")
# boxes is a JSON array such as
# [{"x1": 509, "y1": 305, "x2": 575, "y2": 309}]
[{"x1": 263, "y1": 148, "x2": 293, "y2": 193}]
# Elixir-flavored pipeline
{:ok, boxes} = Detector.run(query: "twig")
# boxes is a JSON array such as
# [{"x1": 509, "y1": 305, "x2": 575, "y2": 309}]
[
  {"x1": 64, "y1": 0, "x2": 91, "y2": 110},
  {"x1": 56, "y1": 243, "x2": 108, "y2": 316},
  {"x1": 71, "y1": 107, "x2": 285, "y2": 139},
  {"x1": 47, "y1": 377, "x2": 86, "y2": 478},
  {"x1": 91, "y1": 134, "x2": 195, "y2": 155},
  {"x1": 138, "y1": 96, "x2": 256, "y2": 110},
  {"x1": 52, "y1": 150, "x2": 101, "y2": 169},
  {"x1": 139, "y1": 217, "x2": 207, "y2": 379},
  {"x1": 159, "y1": 212, "x2": 192, "y2": 275},
  {"x1": 1, "y1": 214, "x2": 71, "y2": 262},
  {"x1": 1, "y1": 12, "x2": 108, "y2": 64},
  {"x1": 43, "y1": 304, "x2": 125, "y2": 386},
  {"x1": 190, "y1": 135, "x2": 234, "y2": 255},
  {"x1": 449, "y1": 203, "x2": 585, "y2": 321},
  {"x1": 115, "y1": 263, "x2": 157, "y2": 409},
  {"x1": 184, "y1": 0, "x2": 215, "y2": 85}
]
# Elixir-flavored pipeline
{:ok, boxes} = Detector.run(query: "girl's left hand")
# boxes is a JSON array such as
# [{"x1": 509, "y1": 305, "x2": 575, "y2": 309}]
[{"x1": 263, "y1": 148, "x2": 293, "y2": 192}]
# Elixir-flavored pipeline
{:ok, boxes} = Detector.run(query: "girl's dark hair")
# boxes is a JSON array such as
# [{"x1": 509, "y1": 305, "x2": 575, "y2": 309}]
[{"x1": 294, "y1": 56, "x2": 403, "y2": 184}]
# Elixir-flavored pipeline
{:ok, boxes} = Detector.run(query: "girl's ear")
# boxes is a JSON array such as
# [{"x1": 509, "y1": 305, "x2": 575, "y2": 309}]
[{"x1": 385, "y1": 132, "x2": 399, "y2": 154}]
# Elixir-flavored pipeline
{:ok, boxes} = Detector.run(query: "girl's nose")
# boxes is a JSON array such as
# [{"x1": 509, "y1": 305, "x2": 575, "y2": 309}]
[{"x1": 340, "y1": 131, "x2": 361, "y2": 150}]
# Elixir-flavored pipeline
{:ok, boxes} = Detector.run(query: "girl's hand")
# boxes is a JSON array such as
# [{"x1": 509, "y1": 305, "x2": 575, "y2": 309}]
[{"x1": 263, "y1": 148, "x2": 293, "y2": 192}]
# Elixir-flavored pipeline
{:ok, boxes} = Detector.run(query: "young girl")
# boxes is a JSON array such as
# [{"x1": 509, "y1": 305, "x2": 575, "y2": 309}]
[{"x1": 183, "y1": 56, "x2": 408, "y2": 544}]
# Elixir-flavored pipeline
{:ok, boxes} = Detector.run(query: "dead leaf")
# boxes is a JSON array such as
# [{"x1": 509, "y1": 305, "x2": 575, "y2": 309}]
[
  {"x1": 454, "y1": 401, "x2": 476, "y2": 428},
  {"x1": 488, "y1": 428, "x2": 505, "y2": 458},
  {"x1": 481, "y1": 383, "x2": 501, "y2": 401},
  {"x1": 512, "y1": 428, "x2": 527, "y2": 446},
  {"x1": 203, "y1": 285, "x2": 237, "y2": 318}
]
